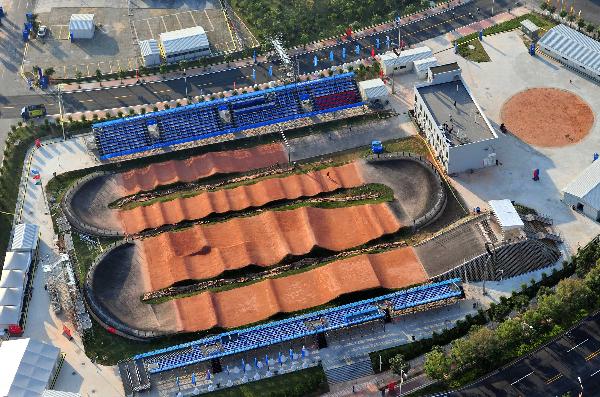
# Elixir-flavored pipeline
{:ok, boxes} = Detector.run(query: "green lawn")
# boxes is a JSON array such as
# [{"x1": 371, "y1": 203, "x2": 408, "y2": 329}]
[
  {"x1": 456, "y1": 39, "x2": 491, "y2": 62},
  {"x1": 205, "y1": 365, "x2": 328, "y2": 397}
]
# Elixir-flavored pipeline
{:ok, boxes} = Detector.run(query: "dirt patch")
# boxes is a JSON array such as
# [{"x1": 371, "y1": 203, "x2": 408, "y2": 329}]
[
  {"x1": 118, "y1": 143, "x2": 287, "y2": 194},
  {"x1": 501, "y1": 88, "x2": 594, "y2": 147},
  {"x1": 119, "y1": 163, "x2": 364, "y2": 234},
  {"x1": 174, "y1": 247, "x2": 426, "y2": 331},
  {"x1": 140, "y1": 203, "x2": 401, "y2": 290}
]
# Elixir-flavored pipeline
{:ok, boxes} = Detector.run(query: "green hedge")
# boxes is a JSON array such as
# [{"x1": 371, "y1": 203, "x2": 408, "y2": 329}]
[{"x1": 456, "y1": 13, "x2": 557, "y2": 45}]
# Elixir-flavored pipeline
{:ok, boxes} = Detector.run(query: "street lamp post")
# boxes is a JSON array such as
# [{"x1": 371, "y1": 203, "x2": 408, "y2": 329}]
[{"x1": 183, "y1": 68, "x2": 188, "y2": 99}]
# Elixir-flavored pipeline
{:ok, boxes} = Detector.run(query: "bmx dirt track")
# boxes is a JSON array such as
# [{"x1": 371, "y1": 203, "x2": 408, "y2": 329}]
[
  {"x1": 140, "y1": 203, "x2": 401, "y2": 291},
  {"x1": 119, "y1": 163, "x2": 365, "y2": 234},
  {"x1": 174, "y1": 247, "x2": 427, "y2": 331},
  {"x1": 119, "y1": 143, "x2": 287, "y2": 195}
]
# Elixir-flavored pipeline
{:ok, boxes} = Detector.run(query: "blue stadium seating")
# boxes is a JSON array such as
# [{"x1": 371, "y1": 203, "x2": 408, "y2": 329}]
[
  {"x1": 92, "y1": 73, "x2": 363, "y2": 159},
  {"x1": 134, "y1": 278, "x2": 463, "y2": 373}
]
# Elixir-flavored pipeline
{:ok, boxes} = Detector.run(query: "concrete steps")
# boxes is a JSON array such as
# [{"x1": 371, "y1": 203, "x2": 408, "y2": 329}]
[{"x1": 324, "y1": 357, "x2": 375, "y2": 385}]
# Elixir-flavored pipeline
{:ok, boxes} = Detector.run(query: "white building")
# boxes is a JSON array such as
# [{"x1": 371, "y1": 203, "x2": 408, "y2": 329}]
[
  {"x1": 413, "y1": 63, "x2": 498, "y2": 174},
  {"x1": 379, "y1": 46, "x2": 432, "y2": 75},
  {"x1": 159, "y1": 26, "x2": 211, "y2": 64},
  {"x1": 537, "y1": 24, "x2": 600, "y2": 82},
  {"x1": 488, "y1": 199, "x2": 525, "y2": 241},
  {"x1": 562, "y1": 159, "x2": 600, "y2": 221},
  {"x1": 68, "y1": 14, "x2": 95, "y2": 40},
  {"x1": 11, "y1": 223, "x2": 39, "y2": 253},
  {"x1": 139, "y1": 39, "x2": 161, "y2": 67},
  {"x1": 0, "y1": 338, "x2": 61, "y2": 397}
]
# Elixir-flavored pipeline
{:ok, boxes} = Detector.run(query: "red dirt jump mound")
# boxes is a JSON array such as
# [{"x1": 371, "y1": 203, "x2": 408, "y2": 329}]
[
  {"x1": 119, "y1": 163, "x2": 364, "y2": 234},
  {"x1": 501, "y1": 88, "x2": 594, "y2": 147},
  {"x1": 171, "y1": 247, "x2": 427, "y2": 331},
  {"x1": 141, "y1": 203, "x2": 401, "y2": 290},
  {"x1": 118, "y1": 143, "x2": 287, "y2": 195}
]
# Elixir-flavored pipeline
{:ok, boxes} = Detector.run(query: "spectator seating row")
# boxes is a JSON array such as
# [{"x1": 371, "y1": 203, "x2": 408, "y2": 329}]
[
  {"x1": 93, "y1": 73, "x2": 363, "y2": 159},
  {"x1": 134, "y1": 278, "x2": 462, "y2": 373}
]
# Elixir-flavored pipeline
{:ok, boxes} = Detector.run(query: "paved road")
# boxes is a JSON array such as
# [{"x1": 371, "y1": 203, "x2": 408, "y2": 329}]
[
  {"x1": 443, "y1": 312, "x2": 600, "y2": 397},
  {"x1": 0, "y1": 0, "x2": 513, "y2": 118}
]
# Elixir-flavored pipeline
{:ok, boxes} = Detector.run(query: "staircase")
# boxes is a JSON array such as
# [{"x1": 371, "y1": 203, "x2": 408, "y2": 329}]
[
  {"x1": 523, "y1": 213, "x2": 553, "y2": 225},
  {"x1": 323, "y1": 356, "x2": 374, "y2": 385}
]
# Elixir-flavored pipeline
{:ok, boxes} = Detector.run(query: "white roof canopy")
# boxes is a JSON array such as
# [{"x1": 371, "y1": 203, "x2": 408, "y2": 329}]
[
  {"x1": 0, "y1": 270, "x2": 26, "y2": 289},
  {"x1": 562, "y1": 160, "x2": 600, "y2": 209},
  {"x1": 11, "y1": 224, "x2": 39, "y2": 252},
  {"x1": 0, "y1": 338, "x2": 60, "y2": 397},
  {"x1": 3, "y1": 251, "x2": 32, "y2": 272},
  {"x1": 0, "y1": 288, "x2": 23, "y2": 307},
  {"x1": 488, "y1": 200, "x2": 524, "y2": 231},
  {"x1": 0, "y1": 305, "x2": 20, "y2": 327}
]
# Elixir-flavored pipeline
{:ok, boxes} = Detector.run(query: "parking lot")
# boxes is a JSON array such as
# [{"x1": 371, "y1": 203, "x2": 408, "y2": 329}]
[
  {"x1": 132, "y1": 8, "x2": 239, "y2": 53},
  {"x1": 23, "y1": 7, "x2": 139, "y2": 79}
]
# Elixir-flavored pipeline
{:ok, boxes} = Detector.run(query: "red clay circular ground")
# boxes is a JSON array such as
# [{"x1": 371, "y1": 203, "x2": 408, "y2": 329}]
[{"x1": 501, "y1": 88, "x2": 594, "y2": 147}]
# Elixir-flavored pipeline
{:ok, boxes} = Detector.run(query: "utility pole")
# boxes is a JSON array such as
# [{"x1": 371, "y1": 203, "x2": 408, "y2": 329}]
[{"x1": 183, "y1": 68, "x2": 188, "y2": 99}]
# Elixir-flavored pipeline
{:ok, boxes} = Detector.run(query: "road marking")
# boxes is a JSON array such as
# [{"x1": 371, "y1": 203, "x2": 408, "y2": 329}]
[
  {"x1": 585, "y1": 349, "x2": 600, "y2": 361},
  {"x1": 510, "y1": 371, "x2": 534, "y2": 386},
  {"x1": 174, "y1": 12, "x2": 183, "y2": 30},
  {"x1": 591, "y1": 369, "x2": 600, "y2": 377},
  {"x1": 189, "y1": 10, "x2": 197, "y2": 27},
  {"x1": 568, "y1": 339, "x2": 588, "y2": 352},
  {"x1": 545, "y1": 373, "x2": 563, "y2": 384},
  {"x1": 2, "y1": 106, "x2": 15, "y2": 109}
]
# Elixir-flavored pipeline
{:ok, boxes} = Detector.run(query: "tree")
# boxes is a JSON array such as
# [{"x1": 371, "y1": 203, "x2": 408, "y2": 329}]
[
  {"x1": 424, "y1": 347, "x2": 451, "y2": 380},
  {"x1": 179, "y1": 59, "x2": 188, "y2": 71},
  {"x1": 117, "y1": 69, "x2": 127, "y2": 83},
  {"x1": 95, "y1": 69, "x2": 103, "y2": 81},
  {"x1": 75, "y1": 71, "x2": 83, "y2": 80},
  {"x1": 43, "y1": 67, "x2": 55, "y2": 78},
  {"x1": 559, "y1": 9, "x2": 568, "y2": 18},
  {"x1": 159, "y1": 64, "x2": 167, "y2": 75},
  {"x1": 389, "y1": 354, "x2": 411, "y2": 376},
  {"x1": 577, "y1": 18, "x2": 586, "y2": 30},
  {"x1": 586, "y1": 23, "x2": 595, "y2": 33}
]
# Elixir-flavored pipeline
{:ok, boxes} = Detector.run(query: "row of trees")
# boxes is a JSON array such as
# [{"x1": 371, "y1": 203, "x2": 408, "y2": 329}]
[
  {"x1": 540, "y1": 2, "x2": 600, "y2": 36},
  {"x1": 424, "y1": 255, "x2": 600, "y2": 387},
  {"x1": 230, "y1": 0, "x2": 430, "y2": 46}
]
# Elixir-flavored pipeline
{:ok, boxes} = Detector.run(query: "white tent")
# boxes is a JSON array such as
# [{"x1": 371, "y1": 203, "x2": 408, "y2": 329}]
[
  {"x1": 159, "y1": 26, "x2": 211, "y2": 63},
  {"x1": 562, "y1": 160, "x2": 600, "y2": 221},
  {"x1": 3, "y1": 251, "x2": 32, "y2": 272},
  {"x1": 0, "y1": 288, "x2": 23, "y2": 307},
  {"x1": 0, "y1": 306, "x2": 21, "y2": 329},
  {"x1": 489, "y1": 200, "x2": 524, "y2": 238},
  {"x1": 358, "y1": 78, "x2": 388, "y2": 101},
  {"x1": 379, "y1": 46, "x2": 433, "y2": 75},
  {"x1": 414, "y1": 57, "x2": 439, "y2": 79},
  {"x1": 0, "y1": 338, "x2": 61, "y2": 397},
  {"x1": 0, "y1": 270, "x2": 26, "y2": 289},
  {"x1": 69, "y1": 14, "x2": 95, "y2": 40},
  {"x1": 11, "y1": 223, "x2": 39, "y2": 252},
  {"x1": 139, "y1": 39, "x2": 161, "y2": 67}
]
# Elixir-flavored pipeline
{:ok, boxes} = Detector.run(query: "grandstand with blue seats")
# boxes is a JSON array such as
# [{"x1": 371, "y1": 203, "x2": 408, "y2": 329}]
[
  {"x1": 130, "y1": 278, "x2": 462, "y2": 375},
  {"x1": 93, "y1": 73, "x2": 364, "y2": 159}
]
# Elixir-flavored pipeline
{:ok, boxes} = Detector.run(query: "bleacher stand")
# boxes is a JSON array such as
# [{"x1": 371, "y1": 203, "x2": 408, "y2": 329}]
[
  {"x1": 131, "y1": 279, "x2": 462, "y2": 375},
  {"x1": 93, "y1": 73, "x2": 364, "y2": 159}
]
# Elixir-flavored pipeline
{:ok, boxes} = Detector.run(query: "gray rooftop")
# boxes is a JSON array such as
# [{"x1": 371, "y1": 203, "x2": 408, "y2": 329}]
[
  {"x1": 417, "y1": 80, "x2": 495, "y2": 146},
  {"x1": 429, "y1": 62, "x2": 460, "y2": 76}
]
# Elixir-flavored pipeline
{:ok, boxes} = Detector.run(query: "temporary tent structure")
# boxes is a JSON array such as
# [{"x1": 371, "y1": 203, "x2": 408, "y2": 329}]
[
  {"x1": 379, "y1": 46, "x2": 433, "y2": 75},
  {"x1": 562, "y1": 159, "x2": 600, "y2": 221},
  {"x1": 0, "y1": 288, "x2": 23, "y2": 307},
  {"x1": 488, "y1": 199, "x2": 524, "y2": 240},
  {"x1": 159, "y1": 26, "x2": 211, "y2": 63},
  {"x1": 69, "y1": 14, "x2": 95, "y2": 39},
  {"x1": 3, "y1": 251, "x2": 32, "y2": 272},
  {"x1": 358, "y1": 78, "x2": 388, "y2": 101},
  {"x1": 11, "y1": 223, "x2": 39, "y2": 252},
  {"x1": 413, "y1": 57, "x2": 439, "y2": 79},
  {"x1": 0, "y1": 270, "x2": 26, "y2": 289},
  {"x1": 139, "y1": 39, "x2": 161, "y2": 67},
  {"x1": 0, "y1": 306, "x2": 20, "y2": 329},
  {"x1": 0, "y1": 338, "x2": 61, "y2": 397}
]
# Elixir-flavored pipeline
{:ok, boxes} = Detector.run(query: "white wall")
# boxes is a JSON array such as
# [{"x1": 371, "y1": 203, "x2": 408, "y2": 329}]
[
  {"x1": 563, "y1": 191, "x2": 600, "y2": 221},
  {"x1": 539, "y1": 45, "x2": 600, "y2": 82},
  {"x1": 448, "y1": 139, "x2": 496, "y2": 174}
]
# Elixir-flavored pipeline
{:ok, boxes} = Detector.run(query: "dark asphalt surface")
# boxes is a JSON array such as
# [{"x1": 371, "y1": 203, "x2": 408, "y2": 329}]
[
  {"x1": 0, "y1": 0, "x2": 514, "y2": 118},
  {"x1": 441, "y1": 312, "x2": 600, "y2": 397}
]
